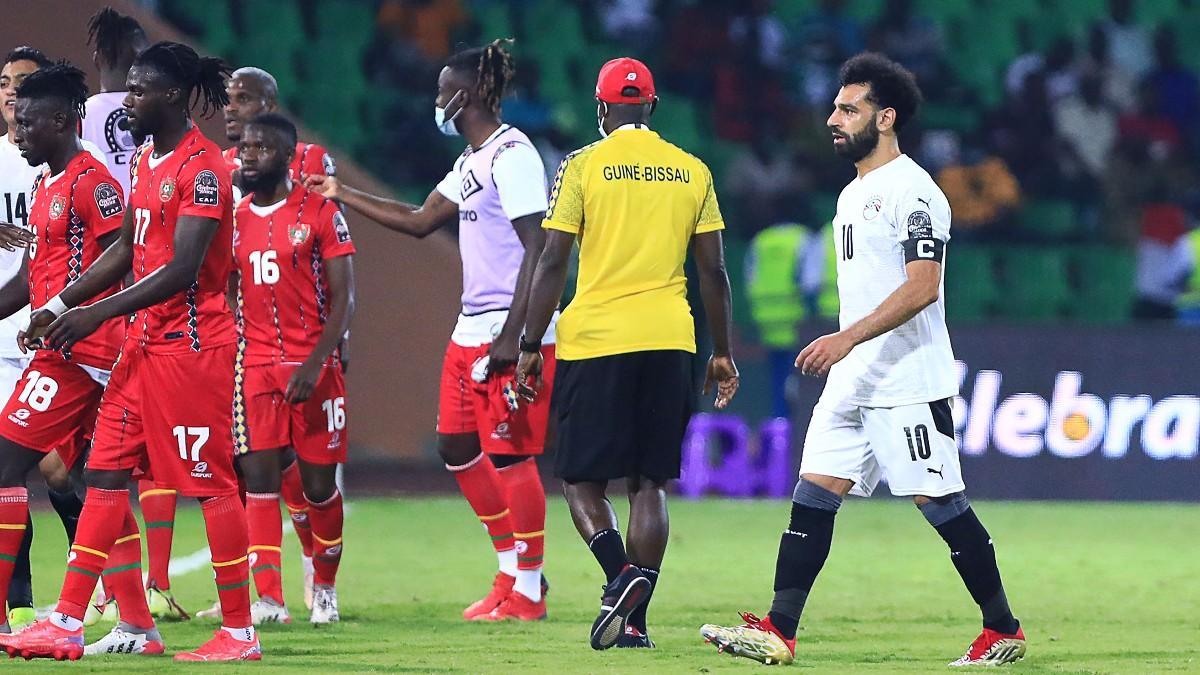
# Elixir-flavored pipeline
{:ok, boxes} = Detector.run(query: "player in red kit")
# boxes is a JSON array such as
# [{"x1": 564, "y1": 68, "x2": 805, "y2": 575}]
[
  {"x1": 232, "y1": 113, "x2": 354, "y2": 625},
  {"x1": 0, "y1": 42, "x2": 260, "y2": 662},
  {"x1": 0, "y1": 63, "x2": 128, "y2": 643}
]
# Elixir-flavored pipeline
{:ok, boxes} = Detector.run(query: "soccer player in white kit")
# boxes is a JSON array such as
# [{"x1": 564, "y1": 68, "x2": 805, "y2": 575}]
[
  {"x1": 0, "y1": 46, "x2": 107, "y2": 631},
  {"x1": 82, "y1": 7, "x2": 147, "y2": 198},
  {"x1": 307, "y1": 40, "x2": 556, "y2": 622},
  {"x1": 700, "y1": 53, "x2": 1026, "y2": 668}
]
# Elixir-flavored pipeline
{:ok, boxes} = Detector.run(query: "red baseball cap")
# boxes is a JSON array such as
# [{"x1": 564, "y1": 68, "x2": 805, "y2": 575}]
[{"x1": 595, "y1": 57, "x2": 656, "y2": 104}]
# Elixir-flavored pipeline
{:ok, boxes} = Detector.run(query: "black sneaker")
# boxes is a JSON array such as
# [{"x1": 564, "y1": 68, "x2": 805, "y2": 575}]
[
  {"x1": 589, "y1": 566, "x2": 650, "y2": 650},
  {"x1": 616, "y1": 625, "x2": 655, "y2": 649}
]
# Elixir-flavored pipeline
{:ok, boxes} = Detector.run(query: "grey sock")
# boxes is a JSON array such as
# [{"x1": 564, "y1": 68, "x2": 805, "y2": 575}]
[
  {"x1": 117, "y1": 621, "x2": 161, "y2": 642},
  {"x1": 792, "y1": 480, "x2": 843, "y2": 513},
  {"x1": 917, "y1": 492, "x2": 969, "y2": 527}
]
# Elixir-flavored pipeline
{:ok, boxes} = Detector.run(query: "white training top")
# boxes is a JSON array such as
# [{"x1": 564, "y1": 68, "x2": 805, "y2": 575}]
[
  {"x1": 0, "y1": 135, "x2": 107, "y2": 357},
  {"x1": 82, "y1": 92, "x2": 137, "y2": 197},
  {"x1": 820, "y1": 153, "x2": 957, "y2": 408}
]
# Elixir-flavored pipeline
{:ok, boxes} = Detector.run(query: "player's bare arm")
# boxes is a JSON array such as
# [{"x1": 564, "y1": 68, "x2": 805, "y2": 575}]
[
  {"x1": 693, "y1": 230, "x2": 739, "y2": 409},
  {"x1": 285, "y1": 254, "x2": 355, "y2": 403},
  {"x1": 43, "y1": 214, "x2": 220, "y2": 350},
  {"x1": 797, "y1": 259, "x2": 941, "y2": 377},
  {"x1": 489, "y1": 211, "x2": 545, "y2": 376},
  {"x1": 306, "y1": 176, "x2": 457, "y2": 239},
  {"x1": 22, "y1": 208, "x2": 134, "y2": 348},
  {"x1": 515, "y1": 228, "x2": 573, "y2": 400}
]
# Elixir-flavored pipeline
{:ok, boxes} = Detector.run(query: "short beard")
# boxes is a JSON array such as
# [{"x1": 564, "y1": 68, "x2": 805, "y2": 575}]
[
  {"x1": 241, "y1": 168, "x2": 287, "y2": 195},
  {"x1": 833, "y1": 118, "x2": 881, "y2": 163}
]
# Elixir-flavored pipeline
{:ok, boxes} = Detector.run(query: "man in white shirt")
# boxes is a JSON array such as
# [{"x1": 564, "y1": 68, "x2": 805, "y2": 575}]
[
  {"x1": 82, "y1": 7, "x2": 148, "y2": 197},
  {"x1": 700, "y1": 53, "x2": 1025, "y2": 668}
]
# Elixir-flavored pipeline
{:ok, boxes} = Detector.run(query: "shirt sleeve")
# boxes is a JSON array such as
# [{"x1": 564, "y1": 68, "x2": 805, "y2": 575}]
[
  {"x1": 302, "y1": 144, "x2": 337, "y2": 178},
  {"x1": 317, "y1": 199, "x2": 356, "y2": 260},
  {"x1": 435, "y1": 163, "x2": 462, "y2": 205},
  {"x1": 893, "y1": 185, "x2": 951, "y2": 244},
  {"x1": 695, "y1": 164, "x2": 725, "y2": 234},
  {"x1": 543, "y1": 153, "x2": 585, "y2": 234},
  {"x1": 176, "y1": 155, "x2": 229, "y2": 220},
  {"x1": 491, "y1": 142, "x2": 549, "y2": 220},
  {"x1": 77, "y1": 170, "x2": 125, "y2": 238}
]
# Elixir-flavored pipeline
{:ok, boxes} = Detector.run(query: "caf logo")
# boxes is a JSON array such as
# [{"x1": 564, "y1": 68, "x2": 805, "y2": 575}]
[
  {"x1": 289, "y1": 222, "x2": 311, "y2": 245},
  {"x1": 159, "y1": 177, "x2": 176, "y2": 202},
  {"x1": 49, "y1": 195, "x2": 67, "y2": 219}
]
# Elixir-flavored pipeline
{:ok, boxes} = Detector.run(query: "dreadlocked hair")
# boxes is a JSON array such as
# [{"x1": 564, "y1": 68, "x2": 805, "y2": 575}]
[
  {"x1": 16, "y1": 61, "x2": 89, "y2": 120},
  {"x1": 134, "y1": 41, "x2": 231, "y2": 118},
  {"x1": 87, "y1": 6, "x2": 146, "y2": 66},
  {"x1": 446, "y1": 38, "x2": 515, "y2": 115}
]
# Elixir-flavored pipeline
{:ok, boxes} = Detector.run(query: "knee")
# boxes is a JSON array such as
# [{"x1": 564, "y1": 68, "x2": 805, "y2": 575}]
[
  {"x1": 299, "y1": 464, "x2": 338, "y2": 503},
  {"x1": 437, "y1": 434, "x2": 480, "y2": 467},
  {"x1": 38, "y1": 455, "x2": 71, "y2": 491},
  {"x1": 792, "y1": 479, "x2": 844, "y2": 515},
  {"x1": 798, "y1": 473, "x2": 854, "y2": 499},
  {"x1": 915, "y1": 491, "x2": 970, "y2": 527}
]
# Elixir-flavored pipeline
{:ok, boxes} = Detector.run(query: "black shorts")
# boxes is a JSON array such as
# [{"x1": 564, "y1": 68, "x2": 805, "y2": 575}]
[{"x1": 552, "y1": 350, "x2": 694, "y2": 483}]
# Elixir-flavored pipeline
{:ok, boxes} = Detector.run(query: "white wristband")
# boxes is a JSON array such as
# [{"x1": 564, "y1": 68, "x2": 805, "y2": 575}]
[{"x1": 42, "y1": 294, "x2": 70, "y2": 318}]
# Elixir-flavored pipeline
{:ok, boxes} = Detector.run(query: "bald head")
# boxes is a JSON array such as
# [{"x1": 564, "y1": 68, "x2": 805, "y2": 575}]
[{"x1": 223, "y1": 67, "x2": 280, "y2": 142}]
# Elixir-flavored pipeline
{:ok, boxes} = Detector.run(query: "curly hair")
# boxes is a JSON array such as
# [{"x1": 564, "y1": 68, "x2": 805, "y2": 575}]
[{"x1": 838, "y1": 52, "x2": 923, "y2": 131}]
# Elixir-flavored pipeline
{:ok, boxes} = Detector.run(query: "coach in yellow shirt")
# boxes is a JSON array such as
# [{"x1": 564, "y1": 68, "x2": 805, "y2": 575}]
[{"x1": 516, "y1": 57, "x2": 739, "y2": 651}]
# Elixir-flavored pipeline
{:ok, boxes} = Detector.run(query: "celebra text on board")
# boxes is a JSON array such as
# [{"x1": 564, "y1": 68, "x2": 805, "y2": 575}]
[{"x1": 601, "y1": 164, "x2": 692, "y2": 183}]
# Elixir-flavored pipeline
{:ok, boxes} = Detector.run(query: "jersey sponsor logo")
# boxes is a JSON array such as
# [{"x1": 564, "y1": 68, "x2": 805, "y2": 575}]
[
  {"x1": 193, "y1": 170, "x2": 219, "y2": 206},
  {"x1": 332, "y1": 211, "x2": 351, "y2": 244},
  {"x1": 491, "y1": 421, "x2": 511, "y2": 441},
  {"x1": 322, "y1": 152, "x2": 336, "y2": 176},
  {"x1": 906, "y1": 210, "x2": 933, "y2": 239},
  {"x1": 460, "y1": 169, "x2": 483, "y2": 202},
  {"x1": 49, "y1": 195, "x2": 67, "y2": 220},
  {"x1": 94, "y1": 182, "x2": 122, "y2": 218},
  {"x1": 289, "y1": 222, "x2": 311, "y2": 245},
  {"x1": 327, "y1": 430, "x2": 341, "y2": 450},
  {"x1": 190, "y1": 460, "x2": 213, "y2": 479},
  {"x1": 863, "y1": 196, "x2": 882, "y2": 220},
  {"x1": 7, "y1": 408, "x2": 30, "y2": 427},
  {"x1": 159, "y1": 177, "x2": 176, "y2": 202}
]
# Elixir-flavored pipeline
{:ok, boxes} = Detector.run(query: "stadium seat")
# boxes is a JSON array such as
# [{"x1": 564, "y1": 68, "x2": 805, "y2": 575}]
[
  {"x1": 946, "y1": 245, "x2": 999, "y2": 321},
  {"x1": 998, "y1": 247, "x2": 1071, "y2": 320},
  {"x1": 1019, "y1": 199, "x2": 1078, "y2": 240},
  {"x1": 164, "y1": 0, "x2": 237, "y2": 57},
  {"x1": 314, "y1": 0, "x2": 375, "y2": 41},
  {"x1": 1071, "y1": 245, "x2": 1136, "y2": 323}
]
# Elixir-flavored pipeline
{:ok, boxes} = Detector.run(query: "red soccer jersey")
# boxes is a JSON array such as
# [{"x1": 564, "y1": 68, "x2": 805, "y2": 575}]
[
  {"x1": 222, "y1": 142, "x2": 336, "y2": 183},
  {"x1": 27, "y1": 150, "x2": 126, "y2": 368},
  {"x1": 234, "y1": 184, "x2": 354, "y2": 367},
  {"x1": 128, "y1": 126, "x2": 235, "y2": 353}
]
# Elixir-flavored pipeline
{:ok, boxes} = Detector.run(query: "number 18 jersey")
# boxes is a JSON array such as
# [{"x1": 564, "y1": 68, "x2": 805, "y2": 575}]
[{"x1": 824, "y1": 154, "x2": 956, "y2": 408}]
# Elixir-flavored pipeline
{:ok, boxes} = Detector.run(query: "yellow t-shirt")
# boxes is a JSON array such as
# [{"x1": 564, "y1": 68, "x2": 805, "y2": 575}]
[{"x1": 543, "y1": 126, "x2": 725, "y2": 360}]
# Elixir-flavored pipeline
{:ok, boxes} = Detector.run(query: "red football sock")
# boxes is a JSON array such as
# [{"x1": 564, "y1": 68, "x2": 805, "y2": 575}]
[
  {"x1": 56, "y1": 488, "x2": 128, "y2": 620},
  {"x1": 0, "y1": 487, "x2": 29, "y2": 614},
  {"x1": 448, "y1": 454, "x2": 516, "y2": 555},
  {"x1": 201, "y1": 494, "x2": 252, "y2": 629},
  {"x1": 138, "y1": 480, "x2": 177, "y2": 590},
  {"x1": 245, "y1": 492, "x2": 284, "y2": 604},
  {"x1": 280, "y1": 461, "x2": 314, "y2": 557},
  {"x1": 103, "y1": 506, "x2": 154, "y2": 630},
  {"x1": 307, "y1": 490, "x2": 344, "y2": 587},
  {"x1": 499, "y1": 458, "x2": 546, "y2": 572}
]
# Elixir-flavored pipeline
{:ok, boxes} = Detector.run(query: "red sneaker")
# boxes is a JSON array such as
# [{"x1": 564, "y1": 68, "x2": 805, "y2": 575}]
[
  {"x1": 700, "y1": 612, "x2": 796, "y2": 665},
  {"x1": 463, "y1": 572, "x2": 514, "y2": 620},
  {"x1": 949, "y1": 626, "x2": 1026, "y2": 666},
  {"x1": 173, "y1": 630, "x2": 262, "y2": 662},
  {"x1": 0, "y1": 618, "x2": 85, "y2": 661},
  {"x1": 484, "y1": 591, "x2": 547, "y2": 621}
]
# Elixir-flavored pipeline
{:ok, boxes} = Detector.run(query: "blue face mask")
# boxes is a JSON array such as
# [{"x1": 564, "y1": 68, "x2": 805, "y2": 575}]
[{"x1": 435, "y1": 90, "x2": 465, "y2": 136}]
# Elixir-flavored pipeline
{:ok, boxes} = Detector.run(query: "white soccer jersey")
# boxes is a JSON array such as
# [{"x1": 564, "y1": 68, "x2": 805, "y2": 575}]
[
  {"x1": 821, "y1": 153, "x2": 956, "y2": 408},
  {"x1": 82, "y1": 92, "x2": 136, "y2": 196},
  {"x1": 0, "y1": 135, "x2": 107, "y2": 357}
]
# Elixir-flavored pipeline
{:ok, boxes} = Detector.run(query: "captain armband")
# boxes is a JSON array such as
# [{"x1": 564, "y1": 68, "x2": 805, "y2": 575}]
[{"x1": 902, "y1": 237, "x2": 944, "y2": 263}]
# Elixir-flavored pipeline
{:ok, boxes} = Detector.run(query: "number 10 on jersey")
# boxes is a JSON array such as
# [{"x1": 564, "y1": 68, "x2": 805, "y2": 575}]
[{"x1": 840, "y1": 223, "x2": 854, "y2": 260}]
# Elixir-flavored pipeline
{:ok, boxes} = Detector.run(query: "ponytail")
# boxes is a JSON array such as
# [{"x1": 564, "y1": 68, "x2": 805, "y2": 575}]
[
  {"x1": 134, "y1": 42, "x2": 231, "y2": 118},
  {"x1": 194, "y1": 56, "x2": 231, "y2": 118}
]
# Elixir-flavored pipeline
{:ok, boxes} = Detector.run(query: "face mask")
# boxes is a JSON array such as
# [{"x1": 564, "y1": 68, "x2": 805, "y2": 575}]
[
  {"x1": 435, "y1": 90, "x2": 465, "y2": 136},
  {"x1": 596, "y1": 101, "x2": 609, "y2": 138}
]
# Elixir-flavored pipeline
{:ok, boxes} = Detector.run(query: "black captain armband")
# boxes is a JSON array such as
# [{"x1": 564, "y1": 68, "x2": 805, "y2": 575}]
[{"x1": 902, "y1": 237, "x2": 944, "y2": 263}]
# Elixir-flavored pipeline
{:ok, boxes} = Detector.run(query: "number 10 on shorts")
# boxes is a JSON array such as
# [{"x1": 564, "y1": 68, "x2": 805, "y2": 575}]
[{"x1": 173, "y1": 425, "x2": 210, "y2": 461}]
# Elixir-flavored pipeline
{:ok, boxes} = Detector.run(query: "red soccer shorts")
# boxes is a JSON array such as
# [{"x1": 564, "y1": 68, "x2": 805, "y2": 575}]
[
  {"x1": 0, "y1": 352, "x2": 106, "y2": 469},
  {"x1": 89, "y1": 343, "x2": 239, "y2": 497},
  {"x1": 436, "y1": 340, "x2": 555, "y2": 456},
  {"x1": 241, "y1": 361, "x2": 348, "y2": 464}
]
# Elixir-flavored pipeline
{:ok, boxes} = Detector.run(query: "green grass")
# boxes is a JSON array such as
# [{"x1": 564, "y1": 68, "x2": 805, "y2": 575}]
[{"x1": 11, "y1": 496, "x2": 1200, "y2": 673}]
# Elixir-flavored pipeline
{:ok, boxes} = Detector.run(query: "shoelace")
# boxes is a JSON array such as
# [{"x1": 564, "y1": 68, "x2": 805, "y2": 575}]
[{"x1": 738, "y1": 612, "x2": 769, "y2": 631}]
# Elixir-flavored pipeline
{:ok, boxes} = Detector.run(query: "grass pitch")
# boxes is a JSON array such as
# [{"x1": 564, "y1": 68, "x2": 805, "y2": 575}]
[{"x1": 10, "y1": 495, "x2": 1200, "y2": 673}]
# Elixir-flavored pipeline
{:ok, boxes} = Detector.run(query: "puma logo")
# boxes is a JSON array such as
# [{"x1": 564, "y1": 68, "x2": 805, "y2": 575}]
[
  {"x1": 917, "y1": 197, "x2": 931, "y2": 208},
  {"x1": 927, "y1": 465, "x2": 944, "y2": 479}
]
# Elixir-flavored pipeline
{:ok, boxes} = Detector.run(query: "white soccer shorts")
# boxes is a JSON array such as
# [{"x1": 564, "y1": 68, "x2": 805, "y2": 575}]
[
  {"x1": 798, "y1": 397, "x2": 965, "y2": 498},
  {"x1": 0, "y1": 356, "x2": 30, "y2": 400}
]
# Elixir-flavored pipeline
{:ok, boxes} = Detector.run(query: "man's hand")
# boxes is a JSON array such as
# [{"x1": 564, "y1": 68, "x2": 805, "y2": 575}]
[
  {"x1": 515, "y1": 349, "x2": 543, "y2": 402},
  {"x1": 43, "y1": 306, "x2": 104, "y2": 351},
  {"x1": 795, "y1": 331, "x2": 856, "y2": 377},
  {"x1": 305, "y1": 175, "x2": 341, "y2": 200},
  {"x1": 0, "y1": 223, "x2": 34, "y2": 251},
  {"x1": 487, "y1": 329, "x2": 519, "y2": 378},
  {"x1": 285, "y1": 360, "x2": 322, "y2": 403},
  {"x1": 18, "y1": 309, "x2": 56, "y2": 353},
  {"x1": 703, "y1": 354, "x2": 740, "y2": 410}
]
